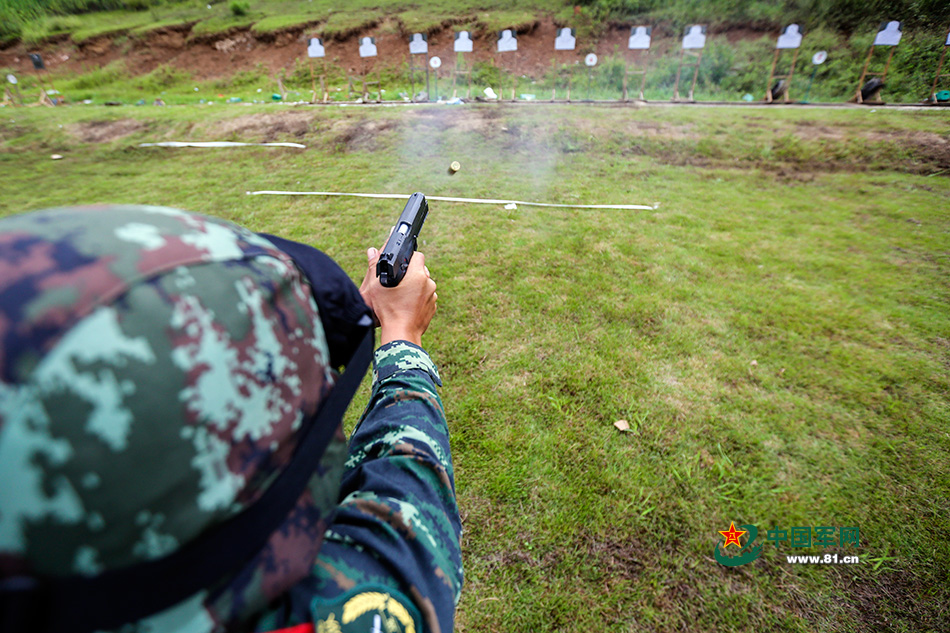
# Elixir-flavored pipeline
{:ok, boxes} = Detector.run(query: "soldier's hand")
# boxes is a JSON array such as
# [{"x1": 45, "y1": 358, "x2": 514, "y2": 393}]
[{"x1": 359, "y1": 246, "x2": 437, "y2": 347}]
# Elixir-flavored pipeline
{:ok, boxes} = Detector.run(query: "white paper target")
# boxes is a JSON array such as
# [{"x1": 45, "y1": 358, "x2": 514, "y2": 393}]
[
  {"x1": 307, "y1": 37, "x2": 325, "y2": 58},
  {"x1": 776, "y1": 24, "x2": 803, "y2": 49},
  {"x1": 873, "y1": 21, "x2": 902, "y2": 46},
  {"x1": 6, "y1": 74, "x2": 17, "y2": 85},
  {"x1": 628, "y1": 26, "x2": 652, "y2": 50},
  {"x1": 944, "y1": 28, "x2": 949, "y2": 46},
  {"x1": 683, "y1": 25, "x2": 706, "y2": 49},
  {"x1": 429, "y1": 56, "x2": 442, "y2": 69},
  {"x1": 555, "y1": 28, "x2": 576, "y2": 51},
  {"x1": 585, "y1": 53, "x2": 597, "y2": 67},
  {"x1": 359, "y1": 37, "x2": 377, "y2": 58},
  {"x1": 409, "y1": 33, "x2": 428, "y2": 54},
  {"x1": 812, "y1": 50, "x2": 827, "y2": 65},
  {"x1": 498, "y1": 29, "x2": 517, "y2": 53},
  {"x1": 454, "y1": 31, "x2": 473, "y2": 53}
]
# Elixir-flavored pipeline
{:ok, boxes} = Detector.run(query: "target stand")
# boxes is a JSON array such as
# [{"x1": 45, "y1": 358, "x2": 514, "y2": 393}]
[
  {"x1": 348, "y1": 64, "x2": 381, "y2": 102},
  {"x1": 408, "y1": 33, "x2": 430, "y2": 102},
  {"x1": 853, "y1": 21, "x2": 902, "y2": 104},
  {"x1": 672, "y1": 26, "x2": 706, "y2": 102},
  {"x1": 623, "y1": 53, "x2": 649, "y2": 101},
  {"x1": 554, "y1": 64, "x2": 574, "y2": 102},
  {"x1": 308, "y1": 62, "x2": 329, "y2": 103},
  {"x1": 3, "y1": 74, "x2": 23, "y2": 107},
  {"x1": 550, "y1": 27, "x2": 577, "y2": 101},
  {"x1": 305, "y1": 38, "x2": 329, "y2": 103},
  {"x1": 927, "y1": 27, "x2": 950, "y2": 104},
  {"x1": 765, "y1": 48, "x2": 799, "y2": 103},
  {"x1": 766, "y1": 25, "x2": 804, "y2": 102},
  {"x1": 854, "y1": 47, "x2": 896, "y2": 103},
  {"x1": 348, "y1": 73, "x2": 381, "y2": 102},
  {"x1": 408, "y1": 55, "x2": 429, "y2": 102},
  {"x1": 350, "y1": 38, "x2": 382, "y2": 102},
  {"x1": 672, "y1": 49, "x2": 702, "y2": 102},
  {"x1": 452, "y1": 55, "x2": 472, "y2": 99},
  {"x1": 623, "y1": 26, "x2": 653, "y2": 102},
  {"x1": 26, "y1": 54, "x2": 57, "y2": 106}
]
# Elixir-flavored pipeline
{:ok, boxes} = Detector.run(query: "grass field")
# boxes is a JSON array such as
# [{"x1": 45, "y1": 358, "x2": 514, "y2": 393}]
[
  {"x1": 1, "y1": 102, "x2": 949, "y2": 631},
  {"x1": 5, "y1": 0, "x2": 559, "y2": 45}
]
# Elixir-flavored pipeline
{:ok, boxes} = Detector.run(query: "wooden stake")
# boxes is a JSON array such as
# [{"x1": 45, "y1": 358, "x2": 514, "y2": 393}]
[
  {"x1": 855, "y1": 46, "x2": 875, "y2": 103},
  {"x1": 766, "y1": 49, "x2": 780, "y2": 103},
  {"x1": 929, "y1": 45, "x2": 948, "y2": 100},
  {"x1": 687, "y1": 51, "x2": 702, "y2": 101},
  {"x1": 309, "y1": 58, "x2": 316, "y2": 103},
  {"x1": 673, "y1": 49, "x2": 685, "y2": 101}
]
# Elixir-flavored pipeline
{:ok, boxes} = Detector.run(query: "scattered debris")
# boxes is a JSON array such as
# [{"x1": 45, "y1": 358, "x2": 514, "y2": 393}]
[{"x1": 139, "y1": 141, "x2": 306, "y2": 148}]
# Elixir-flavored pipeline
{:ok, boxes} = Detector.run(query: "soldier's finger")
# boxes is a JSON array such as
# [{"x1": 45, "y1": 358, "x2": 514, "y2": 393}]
[{"x1": 408, "y1": 251, "x2": 426, "y2": 274}]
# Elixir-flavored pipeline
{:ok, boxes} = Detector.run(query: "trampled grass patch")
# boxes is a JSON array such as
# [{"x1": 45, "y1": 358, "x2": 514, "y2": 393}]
[{"x1": 0, "y1": 103, "x2": 948, "y2": 631}]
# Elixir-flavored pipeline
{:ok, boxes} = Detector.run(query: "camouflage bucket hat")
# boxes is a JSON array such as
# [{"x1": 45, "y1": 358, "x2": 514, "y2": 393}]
[{"x1": 0, "y1": 205, "x2": 356, "y2": 631}]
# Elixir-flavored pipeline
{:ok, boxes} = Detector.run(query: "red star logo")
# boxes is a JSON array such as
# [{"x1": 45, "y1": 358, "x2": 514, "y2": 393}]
[{"x1": 719, "y1": 522, "x2": 747, "y2": 549}]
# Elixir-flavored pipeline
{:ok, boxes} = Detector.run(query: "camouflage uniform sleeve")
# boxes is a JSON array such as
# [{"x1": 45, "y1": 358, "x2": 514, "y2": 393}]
[{"x1": 260, "y1": 340, "x2": 462, "y2": 633}]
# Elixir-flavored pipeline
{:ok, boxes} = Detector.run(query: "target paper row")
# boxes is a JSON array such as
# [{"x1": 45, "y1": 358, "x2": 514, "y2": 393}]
[{"x1": 307, "y1": 21, "x2": 914, "y2": 60}]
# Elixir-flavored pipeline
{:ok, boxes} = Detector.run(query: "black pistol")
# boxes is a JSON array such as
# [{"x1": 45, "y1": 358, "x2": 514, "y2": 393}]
[{"x1": 377, "y1": 192, "x2": 428, "y2": 287}]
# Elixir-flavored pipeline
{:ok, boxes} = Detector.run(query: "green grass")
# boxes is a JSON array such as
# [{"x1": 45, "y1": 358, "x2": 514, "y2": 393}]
[
  {"x1": 0, "y1": 103, "x2": 948, "y2": 631},
  {"x1": 4, "y1": 0, "x2": 949, "y2": 103},
  {"x1": 6, "y1": 0, "x2": 559, "y2": 44},
  {"x1": 250, "y1": 14, "x2": 321, "y2": 34},
  {"x1": 9, "y1": 34, "x2": 950, "y2": 107}
]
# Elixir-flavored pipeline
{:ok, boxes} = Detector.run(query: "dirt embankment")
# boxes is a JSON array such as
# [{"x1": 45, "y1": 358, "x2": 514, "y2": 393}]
[{"x1": 0, "y1": 17, "x2": 779, "y2": 82}]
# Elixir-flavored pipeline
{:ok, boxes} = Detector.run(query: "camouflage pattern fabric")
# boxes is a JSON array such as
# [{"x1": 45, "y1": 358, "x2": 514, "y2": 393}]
[
  {"x1": 257, "y1": 342, "x2": 463, "y2": 633},
  {"x1": 0, "y1": 205, "x2": 345, "y2": 630},
  {"x1": 0, "y1": 206, "x2": 462, "y2": 633}
]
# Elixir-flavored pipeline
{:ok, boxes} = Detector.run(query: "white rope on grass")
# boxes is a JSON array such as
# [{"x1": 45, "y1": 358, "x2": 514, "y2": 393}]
[
  {"x1": 139, "y1": 141, "x2": 306, "y2": 148},
  {"x1": 246, "y1": 190, "x2": 657, "y2": 211}
]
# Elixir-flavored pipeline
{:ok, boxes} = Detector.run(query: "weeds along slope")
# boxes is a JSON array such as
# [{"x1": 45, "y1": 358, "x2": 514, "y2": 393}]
[
  {"x1": 2, "y1": 2, "x2": 950, "y2": 104},
  {"x1": 1, "y1": 103, "x2": 948, "y2": 632}
]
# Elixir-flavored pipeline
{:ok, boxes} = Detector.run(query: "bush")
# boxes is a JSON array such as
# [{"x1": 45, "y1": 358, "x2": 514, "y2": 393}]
[
  {"x1": 133, "y1": 65, "x2": 191, "y2": 92},
  {"x1": 62, "y1": 60, "x2": 128, "y2": 89},
  {"x1": 471, "y1": 61, "x2": 508, "y2": 90},
  {"x1": 0, "y1": 19, "x2": 23, "y2": 43},
  {"x1": 229, "y1": 1, "x2": 249, "y2": 17}
]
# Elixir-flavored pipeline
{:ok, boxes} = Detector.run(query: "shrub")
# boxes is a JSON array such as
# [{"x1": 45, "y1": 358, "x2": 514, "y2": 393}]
[
  {"x1": 62, "y1": 61, "x2": 128, "y2": 89},
  {"x1": 133, "y1": 65, "x2": 191, "y2": 92},
  {"x1": 229, "y1": 1, "x2": 249, "y2": 17}
]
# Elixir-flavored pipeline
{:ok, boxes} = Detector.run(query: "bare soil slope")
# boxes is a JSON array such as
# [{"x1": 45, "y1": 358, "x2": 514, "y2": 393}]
[{"x1": 0, "y1": 17, "x2": 778, "y2": 82}]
